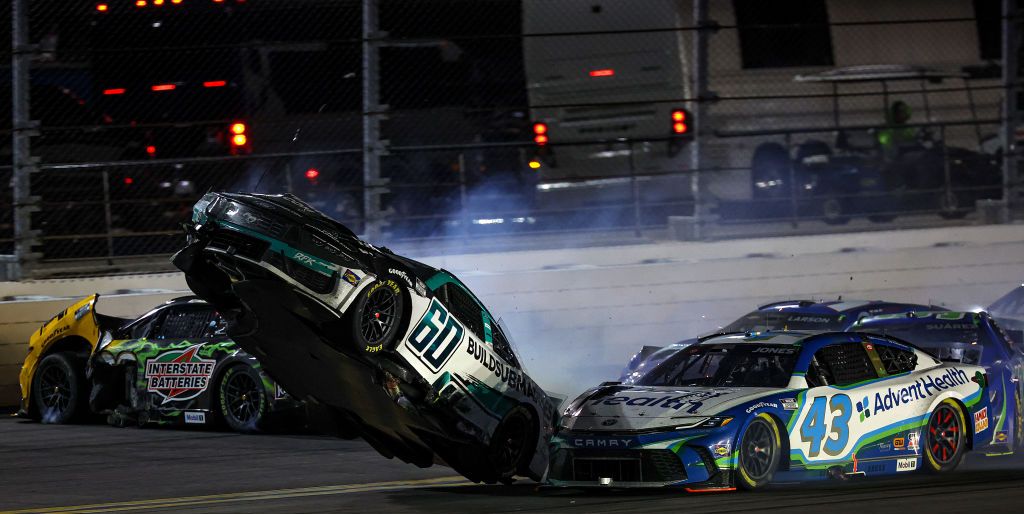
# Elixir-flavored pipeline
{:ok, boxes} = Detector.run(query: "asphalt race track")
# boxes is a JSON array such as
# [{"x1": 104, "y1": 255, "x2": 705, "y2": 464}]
[{"x1": 2, "y1": 416, "x2": 1023, "y2": 514}]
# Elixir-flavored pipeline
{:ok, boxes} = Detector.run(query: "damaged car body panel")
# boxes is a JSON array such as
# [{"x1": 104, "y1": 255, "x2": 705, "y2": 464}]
[
  {"x1": 173, "y1": 192, "x2": 556, "y2": 483},
  {"x1": 19, "y1": 295, "x2": 298, "y2": 430}
]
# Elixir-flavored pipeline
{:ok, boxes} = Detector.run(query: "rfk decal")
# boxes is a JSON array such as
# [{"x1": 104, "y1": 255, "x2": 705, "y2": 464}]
[{"x1": 145, "y1": 344, "x2": 215, "y2": 404}]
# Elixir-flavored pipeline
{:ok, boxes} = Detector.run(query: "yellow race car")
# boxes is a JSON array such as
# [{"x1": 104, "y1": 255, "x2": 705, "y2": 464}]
[{"x1": 20, "y1": 295, "x2": 299, "y2": 431}]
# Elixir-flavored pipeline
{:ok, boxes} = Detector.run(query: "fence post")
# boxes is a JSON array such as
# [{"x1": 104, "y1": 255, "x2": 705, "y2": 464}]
[
  {"x1": 628, "y1": 140, "x2": 641, "y2": 237},
  {"x1": 691, "y1": 0, "x2": 711, "y2": 238},
  {"x1": 362, "y1": 0, "x2": 389, "y2": 240},
  {"x1": 11, "y1": 0, "x2": 40, "y2": 280},
  {"x1": 1002, "y1": 0, "x2": 1019, "y2": 220}
]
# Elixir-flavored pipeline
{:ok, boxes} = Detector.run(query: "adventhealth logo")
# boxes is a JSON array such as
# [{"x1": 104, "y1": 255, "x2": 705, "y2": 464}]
[
  {"x1": 872, "y1": 368, "x2": 970, "y2": 416},
  {"x1": 856, "y1": 396, "x2": 871, "y2": 422}
]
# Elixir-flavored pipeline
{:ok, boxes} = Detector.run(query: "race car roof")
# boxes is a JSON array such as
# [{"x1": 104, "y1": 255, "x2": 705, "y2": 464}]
[
  {"x1": 756, "y1": 299, "x2": 941, "y2": 316},
  {"x1": 851, "y1": 311, "x2": 982, "y2": 330}
]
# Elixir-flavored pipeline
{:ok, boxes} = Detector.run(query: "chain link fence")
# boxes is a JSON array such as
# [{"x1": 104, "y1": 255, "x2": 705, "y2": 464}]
[{"x1": 4, "y1": 0, "x2": 1022, "y2": 277}]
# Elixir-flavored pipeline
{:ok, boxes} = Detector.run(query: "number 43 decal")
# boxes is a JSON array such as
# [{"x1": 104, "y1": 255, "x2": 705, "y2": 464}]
[{"x1": 800, "y1": 394, "x2": 853, "y2": 458}]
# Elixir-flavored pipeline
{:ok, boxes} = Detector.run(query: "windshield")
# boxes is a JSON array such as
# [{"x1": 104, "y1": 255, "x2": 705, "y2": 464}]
[
  {"x1": 721, "y1": 311, "x2": 846, "y2": 333},
  {"x1": 857, "y1": 325, "x2": 985, "y2": 365},
  {"x1": 637, "y1": 344, "x2": 799, "y2": 388}
]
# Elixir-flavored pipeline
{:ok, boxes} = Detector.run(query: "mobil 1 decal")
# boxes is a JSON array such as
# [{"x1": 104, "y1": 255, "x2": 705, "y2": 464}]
[
  {"x1": 145, "y1": 344, "x2": 216, "y2": 404},
  {"x1": 794, "y1": 368, "x2": 970, "y2": 461},
  {"x1": 406, "y1": 298, "x2": 465, "y2": 372}
]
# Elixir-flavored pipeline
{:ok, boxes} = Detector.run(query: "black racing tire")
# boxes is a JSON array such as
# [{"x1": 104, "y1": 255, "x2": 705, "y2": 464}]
[
  {"x1": 922, "y1": 400, "x2": 967, "y2": 473},
  {"x1": 350, "y1": 277, "x2": 408, "y2": 356},
  {"x1": 488, "y1": 406, "x2": 537, "y2": 483},
  {"x1": 820, "y1": 196, "x2": 850, "y2": 225},
  {"x1": 736, "y1": 413, "x2": 782, "y2": 490},
  {"x1": 32, "y1": 352, "x2": 88, "y2": 424},
  {"x1": 218, "y1": 364, "x2": 270, "y2": 433}
]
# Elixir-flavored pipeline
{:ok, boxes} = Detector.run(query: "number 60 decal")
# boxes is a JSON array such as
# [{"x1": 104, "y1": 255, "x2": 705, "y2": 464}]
[
  {"x1": 799, "y1": 394, "x2": 852, "y2": 458},
  {"x1": 406, "y1": 298, "x2": 465, "y2": 372}
]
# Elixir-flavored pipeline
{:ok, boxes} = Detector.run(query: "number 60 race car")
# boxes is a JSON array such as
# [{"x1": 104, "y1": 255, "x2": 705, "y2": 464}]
[
  {"x1": 552, "y1": 331, "x2": 992, "y2": 490},
  {"x1": 172, "y1": 192, "x2": 556, "y2": 484}
]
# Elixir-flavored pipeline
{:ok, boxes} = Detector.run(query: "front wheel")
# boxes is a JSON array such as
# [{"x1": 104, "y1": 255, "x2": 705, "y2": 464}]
[
  {"x1": 218, "y1": 365, "x2": 269, "y2": 433},
  {"x1": 33, "y1": 352, "x2": 88, "y2": 424},
  {"x1": 488, "y1": 406, "x2": 537, "y2": 483},
  {"x1": 923, "y1": 400, "x2": 967, "y2": 473},
  {"x1": 736, "y1": 414, "x2": 781, "y2": 490}
]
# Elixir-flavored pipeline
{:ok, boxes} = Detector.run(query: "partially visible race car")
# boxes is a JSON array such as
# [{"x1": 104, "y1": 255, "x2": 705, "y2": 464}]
[
  {"x1": 19, "y1": 295, "x2": 299, "y2": 432},
  {"x1": 619, "y1": 299, "x2": 944, "y2": 384},
  {"x1": 852, "y1": 310, "x2": 1024, "y2": 454},
  {"x1": 553, "y1": 331, "x2": 993, "y2": 489},
  {"x1": 172, "y1": 192, "x2": 556, "y2": 483},
  {"x1": 988, "y1": 283, "x2": 1024, "y2": 334}
]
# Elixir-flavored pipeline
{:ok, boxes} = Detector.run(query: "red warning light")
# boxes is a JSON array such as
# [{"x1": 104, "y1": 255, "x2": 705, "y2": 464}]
[
  {"x1": 145, "y1": 145, "x2": 157, "y2": 156},
  {"x1": 135, "y1": 0, "x2": 147, "y2": 7},
  {"x1": 203, "y1": 80, "x2": 227, "y2": 88},
  {"x1": 673, "y1": 122, "x2": 688, "y2": 134},
  {"x1": 102, "y1": 88, "x2": 126, "y2": 95},
  {"x1": 533, "y1": 123, "x2": 547, "y2": 135},
  {"x1": 230, "y1": 122, "x2": 246, "y2": 135},
  {"x1": 534, "y1": 134, "x2": 549, "y2": 145},
  {"x1": 154, "y1": 0, "x2": 164, "y2": 5},
  {"x1": 672, "y1": 110, "x2": 686, "y2": 122},
  {"x1": 232, "y1": 134, "x2": 248, "y2": 146},
  {"x1": 124, "y1": 177, "x2": 134, "y2": 185},
  {"x1": 151, "y1": 84, "x2": 176, "y2": 92},
  {"x1": 172, "y1": 0, "x2": 183, "y2": 3},
  {"x1": 589, "y1": 68, "x2": 615, "y2": 77},
  {"x1": 96, "y1": 3, "x2": 109, "y2": 11},
  {"x1": 305, "y1": 168, "x2": 320, "y2": 180}
]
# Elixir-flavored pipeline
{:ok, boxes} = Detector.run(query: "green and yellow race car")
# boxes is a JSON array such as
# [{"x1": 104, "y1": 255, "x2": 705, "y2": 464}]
[{"x1": 19, "y1": 295, "x2": 300, "y2": 431}]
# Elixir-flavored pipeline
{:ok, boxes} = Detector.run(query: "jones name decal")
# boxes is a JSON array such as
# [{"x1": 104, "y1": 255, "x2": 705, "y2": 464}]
[{"x1": 145, "y1": 344, "x2": 215, "y2": 403}]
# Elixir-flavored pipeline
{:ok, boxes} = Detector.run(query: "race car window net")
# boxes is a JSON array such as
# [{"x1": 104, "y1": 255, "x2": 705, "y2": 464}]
[
  {"x1": 812, "y1": 343, "x2": 877, "y2": 386},
  {"x1": 858, "y1": 326, "x2": 986, "y2": 365},
  {"x1": 154, "y1": 307, "x2": 219, "y2": 340},
  {"x1": 721, "y1": 311, "x2": 845, "y2": 333},
  {"x1": 443, "y1": 284, "x2": 485, "y2": 341},
  {"x1": 636, "y1": 344, "x2": 798, "y2": 388}
]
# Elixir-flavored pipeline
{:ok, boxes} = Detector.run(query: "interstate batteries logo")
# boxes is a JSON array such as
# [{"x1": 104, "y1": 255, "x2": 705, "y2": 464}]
[{"x1": 145, "y1": 344, "x2": 215, "y2": 403}]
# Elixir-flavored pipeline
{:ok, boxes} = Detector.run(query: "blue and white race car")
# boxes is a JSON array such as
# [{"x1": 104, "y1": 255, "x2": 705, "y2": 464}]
[
  {"x1": 620, "y1": 300, "x2": 944, "y2": 383},
  {"x1": 553, "y1": 331, "x2": 991, "y2": 490},
  {"x1": 853, "y1": 310, "x2": 1024, "y2": 454}
]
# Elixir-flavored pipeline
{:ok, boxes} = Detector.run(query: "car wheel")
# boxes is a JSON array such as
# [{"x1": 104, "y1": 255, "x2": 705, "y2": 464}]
[
  {"x1": 33, "y1": 352, "x2": 88, "y2": 424},
  {"x1": 736, "y1": 413, "x2": 781, "y2": 490},
  {"x1": 751, "y1": 143, "x2": 790, "y2": 200},
  {"x1": 922, "y1": 400, "x2": 966, "y2": 473},
  {"x1": 351, "y1": 277, "x2": 408, "y2": 355},
  {"x1": 218, "y1": 364, "x2": 269, "y2": 433},
  {"x1": 821, "y1": 197, "x2": 850, "y2": 225},
  {"x1": 488, "y1": 406, "x2": 536, "y2": 483}
]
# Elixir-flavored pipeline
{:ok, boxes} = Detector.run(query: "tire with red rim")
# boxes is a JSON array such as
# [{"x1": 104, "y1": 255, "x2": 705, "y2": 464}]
[
  {"x1": 350, "y1": 277, "x2": 407, "y2": 356},
  {"x1": 923, "y1": 400, "x2": 967, "y2": 473}
]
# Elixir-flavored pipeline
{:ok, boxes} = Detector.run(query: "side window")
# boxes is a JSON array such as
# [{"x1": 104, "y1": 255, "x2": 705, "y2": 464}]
[
  {"x1": 874, "y1": 344, "x2": 917, "y2": 375},
  {"x1": 154, "y1": 307, "x2": 218, "y2": 340},
  {"x1": 811, "y1": 343, "x2": 878, "y2": 387},
  {"x1": 490, "y1": 327, "x2": 520, "y2": 369},
  {"x1": 443, "y1": 284, "x2": 484, "y2": 341}
]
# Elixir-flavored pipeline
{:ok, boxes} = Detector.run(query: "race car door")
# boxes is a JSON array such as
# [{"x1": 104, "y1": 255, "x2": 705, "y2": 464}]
[
  {"x1": 139, "y1": 303, "x2": 222, "y2": 408},
  {"x1": 788, "y1": 341, "x2": 931, "y2": 473}
]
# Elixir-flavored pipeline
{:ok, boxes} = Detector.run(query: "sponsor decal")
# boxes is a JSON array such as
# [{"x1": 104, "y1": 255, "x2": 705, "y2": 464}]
[
  {"x1": 925, "y1": 323, "x2": 974, "y2": 330},
  {"x1": 145, "y1": 344, "x2": 216, "y2": 404},
  {"x1": 974, "y1": 407, "x2": 989, "y2": 433},
  {"x1": 872, "y1": 368, "x2": 970, "y2": 416},
  {"x1": 406, "y1": 298, "x2": 465, "y2": 373},
  {"x1": 995, "y1": 431, "x2": 1009, "y2": 443},
  {"x1": 908, "y1": 432, "x2": 919, "y2": 451},
  {"x1": 342, "y1": 269, "x2": 360, "y2": 286},
  {"x1": 878, "y1": 442, "x2": 892, "y2": 452},
  {"x1": 184, "y1": 411, "x2": 206, "y2": 424},
  {"x1": 388, "y1": 268, "x2": 413, "y2": 287},
  {"x1": 74, "y1": 302, "x2": 92, "y2": 321},
  {"x1": 275, "y1": 383, "x2": 288, "y2": 399},
  {"x1": 571, "y1": 438, "x2": 633, "y2": 448},
  {"x1": 781, "y1": 398, "x2": 799, "y2": 410},
  {"x1": 856, "y1": 396, "x2": 871, "y2": 422},
  {"x1": 466, "y1": 339, "x2": 538, "y2": 401},
  {"x1": 745, "y1": 401, "x2": 779, "y2": 414},
  {"x1": 895, "y1": 457, "x2": 918, "y2": 472},
  {"x1": 893, "y1": 437, "x2": 906, "y2": 450},
  {"x1": 788, "y1": 316, "x2": 833, "y2": 324},
  {"x1": 712, "y1": 443, "x2": 731, "y2": 457},
  {"x1": 752, "y1": 347, "x2": 797, "y2": 355},
  {"x1": 293, "y1": 252, "x2": 319, "y2": 267},
  {"x1": 589, "y1": 390, "x2": 730, "y2": 414}
]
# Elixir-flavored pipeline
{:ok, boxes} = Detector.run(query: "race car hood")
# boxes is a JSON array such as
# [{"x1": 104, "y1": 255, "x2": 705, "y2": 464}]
[{"x1": 561, "y1": 384, "x2": 779, "y2": 432}]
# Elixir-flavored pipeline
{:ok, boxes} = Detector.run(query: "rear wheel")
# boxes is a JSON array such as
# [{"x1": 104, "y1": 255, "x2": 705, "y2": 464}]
[
  {"x1": 923, "y1": 400, "x2": 966, "y2": 473},
  {"x1": 736, "y1": 414, "x2": 781, "y2": 490},
  {"x1": 218, "y1": 365, "x2": 269, "y2": 433},
  {"x1": 350, "y1": 277, "x2": 407, "y2": 355},
  {"x1": 33, "y1": 352, "x2": 88, "y2": 424}
]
